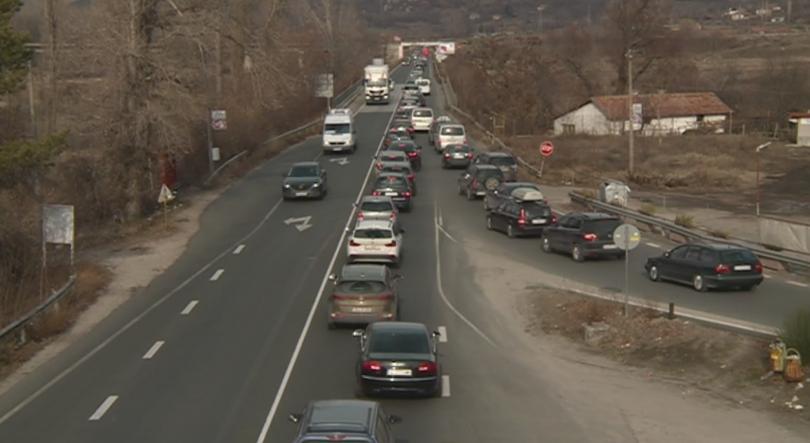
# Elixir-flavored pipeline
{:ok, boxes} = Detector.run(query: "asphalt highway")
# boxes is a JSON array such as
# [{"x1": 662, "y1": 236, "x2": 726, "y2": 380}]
[{"x1": 0, "y1": 62, "x2": 808, "y2": 443}]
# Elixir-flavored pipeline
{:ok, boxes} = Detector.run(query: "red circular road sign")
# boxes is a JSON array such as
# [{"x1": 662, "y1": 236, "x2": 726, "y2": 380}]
[{"x1": 540, "y1": 141, "x2": 554, "y2": 157}]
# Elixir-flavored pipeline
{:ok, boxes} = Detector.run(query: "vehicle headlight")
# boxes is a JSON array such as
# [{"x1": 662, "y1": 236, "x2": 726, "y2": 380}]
[
  {"x1": 312, "y1": 182, "x2": 321, "y2": 187},
  {"x1": 283, "y1": 184, "x2": 291, "y2": 188}
]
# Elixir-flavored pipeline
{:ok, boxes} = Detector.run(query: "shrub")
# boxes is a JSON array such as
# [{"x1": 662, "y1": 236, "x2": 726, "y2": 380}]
[
  {"x1": 639, "y1": 203, "x2": 657, "y2": 216},
  {"x1": 577, "y1": 188, "x2": 596, "y2": 199},
  {"x1": 674, "y1": 214, "x2": 695, "y2": 229},
  {"x1": 780, "y1": 309, "x2": 810, "y2": 364},
  {"x1": 709, "y1": 229, "x2": 729, "y2": 239}
]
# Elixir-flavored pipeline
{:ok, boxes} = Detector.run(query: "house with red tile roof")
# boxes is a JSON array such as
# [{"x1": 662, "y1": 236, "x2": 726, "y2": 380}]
[{"x1": 553, "y1": 92, "x2": 733, "y2": 136}]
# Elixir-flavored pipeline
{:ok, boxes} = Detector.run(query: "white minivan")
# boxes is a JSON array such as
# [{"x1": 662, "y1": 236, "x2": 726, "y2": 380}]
[
  {"x1": 410, "y1": 107, "x2": 434, "y2": 132},
  {"x1": 323, "y1": 109, "x2": 356, "y2": 153},
  {"x1": 416, "y1": 78, "x2": 431, "y2": 95}
]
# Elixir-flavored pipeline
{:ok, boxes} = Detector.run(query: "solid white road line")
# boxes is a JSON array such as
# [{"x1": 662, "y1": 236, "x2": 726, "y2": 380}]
[
  {"x1": 645, "y1": 242, "x2": 662, "y2": 248},
  {"x1": 441, "y1": 375, "x2": 451, "y2": 397},
  {"x1": 254, "y1": 89, "x2": 401, "y2": 443},
  {"x1": 210, "y1": 269, "x2": 224, "y2": 281},
  {"x1": 438, "y1": 326, "x2": 448, "y2": 343},
  {"x1": 181, "y1": 300, "x2": 199, "y2": 315},
  {"x1": 433, "y1": 204, "x2": 496, "y2": 347},
  {"x1": 88, "y1": 395, "x2": 118, "y2": 421},
  {"x1": 0, "y1": 198, "x2": 284, "y2": 426},
  {"x1": 233, "y1": 244, "x2": 246, "y2": 255},
  {"x1": 786, "y1": 280, "x2": 809, "y2": 288},
  {"x1": 142, "y1": 341, "x2": 165, "y2": 360}
]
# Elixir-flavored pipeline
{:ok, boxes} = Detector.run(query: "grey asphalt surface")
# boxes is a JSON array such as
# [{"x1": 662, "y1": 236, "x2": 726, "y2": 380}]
[{"x1": 0, "y1": 61, "x2": 808, "y2": 443}]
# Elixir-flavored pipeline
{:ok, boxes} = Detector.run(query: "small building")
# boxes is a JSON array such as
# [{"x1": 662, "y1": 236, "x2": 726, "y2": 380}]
[
  {"x1": 788, "y1": 112, "x2": 810, "y2": 146},
  {"x1": 553, "y1": 92, "x2": 733, "y2": 136}
]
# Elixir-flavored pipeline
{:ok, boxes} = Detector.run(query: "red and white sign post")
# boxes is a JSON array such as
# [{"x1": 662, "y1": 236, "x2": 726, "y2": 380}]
[{"x1": 538, "y1": 141, "x2": 553, "y2": 177}]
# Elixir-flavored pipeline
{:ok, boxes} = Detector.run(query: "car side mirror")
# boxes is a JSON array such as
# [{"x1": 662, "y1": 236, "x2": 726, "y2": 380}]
[
  {"x1": 664, "y1": 251, "x2": 671, "y2": 258},
  {"x1": 328, "y1": 273, "x2": 337, "y2": 281},
  {"x1": 388, "y1": 415, "x2": 403, "y2": 424},
  {"x1": 352, "y1": 329, "x2": 364, "y2": 338},
  {"x1": 288, "y1": 413, "x2": 302, "y2": 423}
]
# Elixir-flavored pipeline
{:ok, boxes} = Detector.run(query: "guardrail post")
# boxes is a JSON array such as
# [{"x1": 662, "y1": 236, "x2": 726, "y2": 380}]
[
  {"x1": 19, "y1": 327, "x2": 26, "y2": 346},
  {"x1": 668, "y1": 302, "x2": 675, "y2": 320}
]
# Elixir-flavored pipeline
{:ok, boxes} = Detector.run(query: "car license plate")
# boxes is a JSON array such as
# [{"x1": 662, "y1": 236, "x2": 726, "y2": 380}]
[
  {"x1": 454, "y1": 154, "x2": 465, "y2": 159},
  {"x1": 387, "y1": 368, "x2": 412, "y2": 377},
  {"x1": 352, "y1": 307, "x2": 373, "y2": 313},
  {"x1": 734, "y1": 265, "x2": 752, "y2": 271},
  {"x1": 295, "y1": 192, "x2": 308, "y2": 197},
  {"x1": 532, "y1": 218, "x2": 546, "y2": 224},
  {"x1": 366, "y1": 246, "x2": 381, "y2": 251},
  {"x1": 385, "y1": 192, "x2": 398, "y2": 196},
  {"x1": 603, "y1": 244, "x2": 618, "y2": 250}
]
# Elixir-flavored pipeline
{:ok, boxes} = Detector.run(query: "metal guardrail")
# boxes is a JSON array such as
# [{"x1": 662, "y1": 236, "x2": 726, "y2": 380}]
[
  {"x1": 0, "y1": 275, "x2": 77, "y2": 345},
  {"x1": 569, "y1": 192, "x2": 810, "y2": 272}
]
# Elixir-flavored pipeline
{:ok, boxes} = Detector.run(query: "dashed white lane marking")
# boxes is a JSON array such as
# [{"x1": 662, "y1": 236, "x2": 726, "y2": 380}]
[
  {"x1": 442, "y1": 375, "x2": 451, "y2": 397},
  {"x1": 210, "y1": 269, "x2": 224, "y2": 281},
  {"x1": 645, "y1": 242, "x2": 662, "y2": 248},
  {"x1": 88, "y1": 395, "x2": 118, "y2": 421},
  {"x1": 181, "y1": 300, "x2": 199, "y2": 315},
  {"x1": 233, "y1": 244, "x2": 246, "y2": 255},
  {"x1": 786, "y1": 280, "x2": 809, "y2": 288},
  {"x1": 142, "y1": 341, "x2": 165, "y2": 360},
  {"x1": 438, "y1": 326, "x2": 448, "y2": 343}
]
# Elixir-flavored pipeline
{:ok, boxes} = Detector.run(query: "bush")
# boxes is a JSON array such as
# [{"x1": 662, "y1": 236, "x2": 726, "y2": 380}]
[
  {"x1": 780, "y1": 309, "x2": 810, "y2": 364},
  {"x1": 708, "y1": 229, "x2": 730, "y2": 239},
  {"x1": 674, "y1": 214, "x2": 695, "y2": 229},
  {"x1": 639, "y1": 203, "x2": 657, "y2": 216},
  {"x1": 577, "y1": 188, "x2": 596, "y2": 199}
]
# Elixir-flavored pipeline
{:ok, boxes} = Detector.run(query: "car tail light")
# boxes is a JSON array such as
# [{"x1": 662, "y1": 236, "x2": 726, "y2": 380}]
[
  {"x1": 754, "y1": 261, "x2": 763, "y2": 273},
  {"x1": 372, "y1": 191, "x2": 381, "y2": 196},
  {"x1": 408, "y1": 174, "x2": 415, "y2": 182},
  {"x1": 416, "y1": 361, "x2": 437, "y2": 375},
  {"x1": 407, "y1": 151, "x2": 418, "y2": 157},
  {"x1": 444, "y1": 153, "x2": 450, "y2": 158},
  {"x1": 332, "y1": 294, "x2": 349, "y2": 301},
  {"x1": 349, "y1": 239, "x2": 360, "y2": 246},
  {"x1": 362, "y1": 360, "x2": 383, "y2": 374},
  {"x1": 466, "y1": 152, "x2": 473, "y2": 158},
  {"x1": 389, "y1": 212, "x2": 396, "y2": 219},
  {"x1": 471, "y1": 178, "x2": 478, "y2": 189},
  {"x1": 385, "y1": 240, "x2": 397, "y2": 247},
  {"x1": 715, "y1": 264, "x2": 731, "y2": 274},
  {"x1": 375, "y1": 292, "x2": 394, "y2": 300},
  {"x1": 357, "y1": 212, "x2": 364, "y2": 220},
  {"x1": 551, "y1": 214, "x2": 558, "y2": 224},
  {"x1": 517, "y1": 208, "x2": 527, "y2": 226},
  {"x1": 582, "y1": 233, "x2": 597, "y2": 241}
]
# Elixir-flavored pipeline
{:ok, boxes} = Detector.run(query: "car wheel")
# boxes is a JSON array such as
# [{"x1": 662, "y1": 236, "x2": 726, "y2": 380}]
[
  {"x1": 466, "y1": 189, "x2": 474, "y2": 200},
  {"x1": 692, "y1": 274, "x2": 707, "y2": 292},
  {"x1": 542, "y1": 236, "x2": 552, "y2": 253},
  {"x1": 648, "y1": 265, "x2": 660, "y2": 282},
  {"x1": 571, "y1": 245, "x2": 584, "y2": 262},
  {"x1": 507, "y1": 224, "x2": 516, "y2": 238},
  {"x1": 486, "y1": 216, "x2": 493, "y2": 230}
]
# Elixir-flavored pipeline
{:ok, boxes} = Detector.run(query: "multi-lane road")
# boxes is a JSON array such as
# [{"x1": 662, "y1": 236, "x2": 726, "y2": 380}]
[{"x1": 0, "y1": 64, "x2": 809, "y2": 443}]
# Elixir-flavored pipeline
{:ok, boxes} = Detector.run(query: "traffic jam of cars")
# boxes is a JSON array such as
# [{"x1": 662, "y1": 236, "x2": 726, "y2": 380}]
[{"x1": 285, "y1": 50, "x2": 766, "y2": 441}]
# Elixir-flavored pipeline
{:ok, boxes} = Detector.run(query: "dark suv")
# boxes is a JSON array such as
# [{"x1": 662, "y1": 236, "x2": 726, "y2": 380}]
[
  {"x1": 541, "y1": 212, "x2": 623, "y2": 261},
  {"x1": 457, "y1": 164, "x2": 504, "y2": 200},
  {"x1": 645, "y1": 244, "x2": 764, "y2": 292},
  {"x1": 486, "y1": 189, "x2": 555, "y2": 238},
  {"x1": 289, "y1": 399, "x2": 401, "y2": 443},
  {"x1": 474, "y1": 151, "x2": 518, "y2": 181}
]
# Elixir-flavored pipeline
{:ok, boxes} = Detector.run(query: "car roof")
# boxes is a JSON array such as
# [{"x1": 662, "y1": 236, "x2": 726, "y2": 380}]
[
  {"x1": 484, "y1": 151, "x2": 514, "y2": 158},
  {"x1": 355, "y1": 219, "x2": 395, "y2": 230},
  {"x1": 698, "y1": 243, "x2": 750, "y2": 251},
  {"x1": 574, "y1": 212, "x2": 620, "y2": 221},
  {"x1": 291, "y1": 161, "x2": 319, "y2": 167},
  {"x1": 324, "y1": 114, "x2": 352, "y2": 124},
  {"x1": 380, "y1": 161, "x2": 413, "y2": 168},
  {"x1": 340, "y1": 264, "x2": 387, "y2": 281},
  {"x1": 412, "y1": 107, "x2": 433, "y2": 112},
  {"x1": 377, "y1": 172, "x2": 408, "y2": 179},
  {"x1": 360, "y1": 195, "x2": 395, "y2": 204},
  {"x1": 511, "y1": 188, "x2": 545, "y2": 201},
  {"x1": 474, "y1": 164, "x2": 500, "y2": 171},
  {"x1": 368, "y1": 321, "x2": 428, "y2": 334},
  {"x1": 305, "y1": 400, "x2": 376, "y2": 434},
  {"x1": 441, "y1": 124, "x2": 465, "y2": 130}
]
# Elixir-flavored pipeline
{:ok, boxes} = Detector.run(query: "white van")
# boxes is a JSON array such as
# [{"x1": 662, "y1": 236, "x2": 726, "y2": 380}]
[
  {"x1": 323, "y1": 109, "x2": 356, "y2": 153},
  {"x1": 410, "y1": 107, "x2": 434, "y2": 132},
  {"x1": 416, "y1": 78, "x2": 431, "y2": 95}
]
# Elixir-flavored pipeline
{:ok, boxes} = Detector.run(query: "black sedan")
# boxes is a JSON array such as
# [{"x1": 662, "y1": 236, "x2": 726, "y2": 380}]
[
  {"x1": 486, "y1": 188, "x2": 555, "y2": 238},
  {"x1": 541, "y1": 212, "x2": 623, "y2": 261},
  {"x1": 441, "y1": 144, "x2": 474, "y2": 169},
  {"x1": 384, "y1": 140, "x2": 422, "y2": 171},
  {"x1": 282, "y1": 161, "x2": 327, "y2": 200},
  {"x1": 371, "y1": 173, "x2": 413, "y2": 212},
  {"x1": 483, "y1": 181, "x2": 543, "y2": 212},
  {"x1": 645, "y1": 244, "x2": 764, "y2": 292},
  {"x1": 354, "y1": 322, "x2": 441, "y2": 397}
]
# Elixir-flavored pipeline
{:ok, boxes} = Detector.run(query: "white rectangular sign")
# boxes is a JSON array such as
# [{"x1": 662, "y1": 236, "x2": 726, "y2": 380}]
[
  {"x1": 631, "y1": 102, "x2": 643, "y2": 126},
  {"x1": 315, "y1": 73, "x2": 334, "y2": 98},
  {"x1": 43, "y1": 204, "x2": 74, "y2": 245}
]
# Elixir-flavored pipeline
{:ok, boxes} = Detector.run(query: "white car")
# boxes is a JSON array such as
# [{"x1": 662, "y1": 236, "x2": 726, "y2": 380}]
[
  {"x1": 410, "y1": 107, "x2": 434, "y2": 132},
  {"x1": 435, "y1": 124, "x2": 466, "y2": 152},
  {"x1": 416, "y1": 78, "x2": 431, "y2": 95},
  {"x1": 322, "y1": 108, "x2": 356, "y2": 153},
  {"x1": 347, "y1": 220, "x2": 404, "y2": 266}
]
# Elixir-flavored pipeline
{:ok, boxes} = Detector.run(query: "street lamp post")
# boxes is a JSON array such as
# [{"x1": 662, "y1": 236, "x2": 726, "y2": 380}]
[
  {"x1": 626, "y1": 50, "x2": 635, "y2": 177},
  {"x1": 755, "y1": 142, "x2": 771, "y2": 216},
  {"x1": 536, "y1": 5, "x2": 546, "y2": 33}
]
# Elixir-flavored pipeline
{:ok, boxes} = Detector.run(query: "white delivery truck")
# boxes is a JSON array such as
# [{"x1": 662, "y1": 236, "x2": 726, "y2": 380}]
[
  {"x1": 322, "y1": 108, "x2": 356, "y2": 153},
  {"x1": 364, "y1": 61, "x2": 391, "y2": 105}
]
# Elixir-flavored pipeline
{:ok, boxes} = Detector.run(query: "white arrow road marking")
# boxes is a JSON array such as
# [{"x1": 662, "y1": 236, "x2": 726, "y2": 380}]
[
  {"x1": 645, "y1": 242, "x2": 662, "y2": 248},
  {"x1": 787, "y1": 280, "x2": 809, "y2": 288},
  {"x1": 89, "y1": 395, "x2": 118, "y2": 421},
  {"x1": 181, "y1": 300, "x2": 198, "y2": 315},
  {"x1": 442, "y1": 375, "x2": 451, "y2": 397},
  {"x1": 284, "y1": 216, "x2": 313, "y2": 232},
  {"x1": 142, "y1": 341, "x2": 165, "y2": 360},
  {"x1": 438, "y1": 326, "x2": 448, "y2": 343},
  {"x1": 329, "y1": 157, "x2": 350, "y2": 166},
  {"x1": 210, "y1": 269, "x2": 224, "y2": 281},
  {"x1": 233, "y1": 244, "x2": 246, "y2": 255}
]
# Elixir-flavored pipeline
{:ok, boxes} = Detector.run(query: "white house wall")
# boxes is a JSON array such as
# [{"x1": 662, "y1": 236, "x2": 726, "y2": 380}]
[{"x1": 553, "y1": 103, "x2": 614, "y2": 135}]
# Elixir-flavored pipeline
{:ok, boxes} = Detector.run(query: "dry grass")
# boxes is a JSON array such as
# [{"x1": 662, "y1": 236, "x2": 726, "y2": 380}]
[
  {"x1": 640, "y1": 203, "x2": 658, "y2": 216},
  {"x1": 674, "y1": 214, "x2": 696, "y2": 228}
]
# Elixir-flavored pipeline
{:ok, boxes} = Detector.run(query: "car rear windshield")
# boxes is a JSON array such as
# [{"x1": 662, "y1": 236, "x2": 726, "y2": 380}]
[
  {"x1": 441, "y1": 127, "x2": 464, "y2": 135},
  {"x1": 521, "y1": 202, "x2": 552, "y2": 218},
  {"x1": 353, "y1": 229, "x2": 393, "y2": 239},
  {"x1": 324, "y1": 123, "x2": 350, "y2": 134},
  {"x1": 476, "y1": 169, "x2": 503, "y2": 180},
  {"x1": 289, "y1": 166, "x2": 318, "y2": 177},
  {"x1": 335, "y1": 281, "x2": 387, "y2": 294},
  {"x1": 413, "y1": 110, "x2": 432, "y2": 117},
  {"x1": 583, "y1": 219, "x2": 621, "y2": 235},
  {"x1": 447, "y1": 145, "x2": 471, "y2": 152},
  {"x1": 489, "y1": 156, "x2": 516, "y2": 166},
  {"x1": 375, "y1": 176, "x2": 408, "y2": 188},
  {"x1": 382, "y1": 166, "x2": 410, "y2": 174},
  {"x1": 720, "y1": 249, "x2": 758, "y2": 262},
  {"x1": 360, "y1": 201, "x2": 394, "y2": 212},
  {"x1": 369, "y1": 330, "x2": 430, "y2": 353}
]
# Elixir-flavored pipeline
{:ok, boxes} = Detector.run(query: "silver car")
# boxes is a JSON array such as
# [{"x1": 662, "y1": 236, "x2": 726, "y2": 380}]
[{"x1": 357, "y1": 196, "x2": 399, "y2": 222}]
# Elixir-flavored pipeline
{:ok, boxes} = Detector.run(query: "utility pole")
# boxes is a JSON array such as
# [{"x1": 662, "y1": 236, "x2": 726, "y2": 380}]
[
  {"x1": 787, "y1": 0, "x2": 793, "y2": 22},
  {"x1": 27, "y1": 61, "x2": 37, "y2": 138},
  {"x1": 536, "y1": 5, "x2": 546, "y2": 33},
  {"x1": 755, "y1": 142, "x2": 771, "y2": 217},
  {"x1": 44, "y1": 0, "x2": 57, "y2": 134},
  {"x1": 626, "y1": 50, "x2": 635, "y2": 177}
]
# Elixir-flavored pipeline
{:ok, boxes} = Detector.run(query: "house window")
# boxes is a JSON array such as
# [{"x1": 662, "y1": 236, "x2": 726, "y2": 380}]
[{"x1": 562, "y1": 124, "x2": 575, "y2": 135}]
